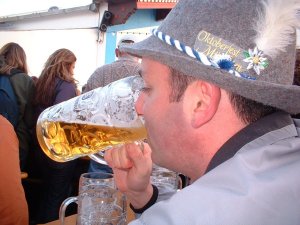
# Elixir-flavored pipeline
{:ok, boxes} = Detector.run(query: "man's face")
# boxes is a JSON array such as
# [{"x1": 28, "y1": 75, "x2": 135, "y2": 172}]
[{"x1": 135, "y1": 58, "x2": 190, "y2": 169}]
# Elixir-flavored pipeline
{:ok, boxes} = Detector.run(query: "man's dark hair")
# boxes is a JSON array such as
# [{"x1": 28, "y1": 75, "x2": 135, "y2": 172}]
[
  {"x1": 226, "y1": 93, "x2": 278, "y2": 124},
  {"x1": 168, "y1": 68, "x2": 197, "y2": 102},
  {"x1": 168, "y1": 67, "x2": 278, "y2": 124}
]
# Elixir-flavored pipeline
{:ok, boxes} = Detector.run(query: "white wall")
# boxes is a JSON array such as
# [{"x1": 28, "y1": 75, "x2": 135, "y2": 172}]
[
  {"x1": 1, "y1": 8, "x2": 100, "y2": 30},
  {"x1": 0, "y1": 29, "x2": 105, "y2": 88},
  {"x1": 0, "y1": 4, "x2": 108, "y2": 89}
]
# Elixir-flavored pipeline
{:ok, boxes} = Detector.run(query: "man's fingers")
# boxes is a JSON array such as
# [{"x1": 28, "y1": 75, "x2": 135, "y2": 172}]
[
  {"x1": 104, "y1": 149, "x2": 113, "y2": 167},
  {"x1": 104, "y1": 145, "x2": 133, "y2": 169},
  {"x1": 127, "y1": 142, "x2": 151, "y2": 160},
  {"x1": 126, "y1": 143, "x2": 152, "y2": 172},
  {"x1": 104, "y1": 142, "x2": 151, "y2": 170},
  {"x1": 118, "y1": 145, "x2": 134, "y2": 168}
]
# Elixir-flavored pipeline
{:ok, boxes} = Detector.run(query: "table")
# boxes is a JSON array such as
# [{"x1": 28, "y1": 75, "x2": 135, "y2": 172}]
[
  {"x1": 39, "y1": 206, "x2": 135, "y2": 224},
  {"x1": 40, "y1": 214, "x2": 76, "y2": 225}
]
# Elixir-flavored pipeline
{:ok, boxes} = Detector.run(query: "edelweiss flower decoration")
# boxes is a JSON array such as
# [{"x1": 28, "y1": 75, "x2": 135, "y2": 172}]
[{"x1": 243, "y1": 47, "x2": 269, "y2": 75}]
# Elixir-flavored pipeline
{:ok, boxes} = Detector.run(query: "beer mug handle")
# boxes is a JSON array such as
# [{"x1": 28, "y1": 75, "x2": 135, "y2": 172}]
[
  {"x1": 89, "y1": 149, "x2": 108, "y2": 165},
  {"x1": 59, "y1": 196, "x2": 78, "y2": 225}
]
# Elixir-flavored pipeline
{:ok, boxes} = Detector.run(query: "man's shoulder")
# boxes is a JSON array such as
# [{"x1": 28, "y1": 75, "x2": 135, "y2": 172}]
[
  {"x1": 9, "y1": 72, "x2": 35, "y2": 93},
  {"x1": 92, "y1": 63, "x2": 113, "y2": 75},
  {"x1": 93, "y1": 58, "x2": 140, "y2": 71},
  {"x1": 84, "y1": 66, "x2": 108, "y2": 92}
]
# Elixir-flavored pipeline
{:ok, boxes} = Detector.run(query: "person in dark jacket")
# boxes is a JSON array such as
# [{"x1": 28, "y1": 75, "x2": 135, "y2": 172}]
[
  {"x1": 33, "y1": 48, "x2": 79, "y2": 223},
  {"x1": 293, "y1": 48, "x2": 300, "y2": 118},
  {"x1": 0, "y1": 42, "x2": 35, "y2": 171}
]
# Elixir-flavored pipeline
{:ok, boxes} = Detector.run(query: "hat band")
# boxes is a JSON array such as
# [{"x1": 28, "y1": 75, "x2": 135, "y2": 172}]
[{"x1": 152, "y1": 29, "x2": 256, "y2": 81}]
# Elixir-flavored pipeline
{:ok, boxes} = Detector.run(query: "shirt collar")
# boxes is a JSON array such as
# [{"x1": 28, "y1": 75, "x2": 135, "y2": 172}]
[{"x1": 205, "y1": 111, "x2": 294, "y2": 173}]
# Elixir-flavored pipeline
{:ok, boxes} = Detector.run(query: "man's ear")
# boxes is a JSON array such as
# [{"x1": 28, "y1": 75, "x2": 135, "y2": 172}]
[{"x1": 190, "y1": 81, "x2": 221, "y2": 128}]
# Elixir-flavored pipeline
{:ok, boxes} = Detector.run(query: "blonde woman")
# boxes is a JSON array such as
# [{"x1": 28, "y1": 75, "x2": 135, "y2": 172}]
[
  {"x1": 33, "y1": 48, "x2": 79, "y2": 223},
  {"x1": 0, "y1": 42, "x2": 35, "y2": 171}
]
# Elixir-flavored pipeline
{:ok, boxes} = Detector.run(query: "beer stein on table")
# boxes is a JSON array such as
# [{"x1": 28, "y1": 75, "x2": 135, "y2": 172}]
[
  {"x1": 151, "y1": 164, "x2": 181, "y2": 200},
  {"x1": 59, "y1": 172, "x2": 126, "y2": 225},
  {"x1": 36, "y1": 75, "x2": 146, "y2": 164}
]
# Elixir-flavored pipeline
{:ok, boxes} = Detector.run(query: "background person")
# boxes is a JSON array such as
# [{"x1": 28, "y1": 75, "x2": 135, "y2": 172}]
[
  {"x1": 0, "y1": 42, "x2": 36, "y2": 171},
  {"x1": 293, "y1": 48, "x2": 300, "y2": 118},
  {"x1": 32, "y1": 48, "x2": 80, "y2": 224},
  {"x1": 84, "y1": 34, "x2": 141, "y2": 174},
  {"x1": 105, "y1": 0, "x2": 300, "y2": 224},
  {"x1": 0, "y1": 115, "x2": 29, "y2": 225},
  {"x1": 84, "y1": 34, "x2": 140, "y2": 92},
  {"x1": 294, "y1": 48, "x2": 300, "y2": 86}
]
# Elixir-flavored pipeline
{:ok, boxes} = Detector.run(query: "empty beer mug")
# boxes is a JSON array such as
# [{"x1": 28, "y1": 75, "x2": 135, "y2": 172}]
[
  {"x1": 59, "y1": 172, "x2": 126, "y2": 225},
  {"x1": 36, "y1": 75, "x2": 146, "y2": 164},
  {"x1": 151, "y1": 164, "x2": 181, "y2": 200}
]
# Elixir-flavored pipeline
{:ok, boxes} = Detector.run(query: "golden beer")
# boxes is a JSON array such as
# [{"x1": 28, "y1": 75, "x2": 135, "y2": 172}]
[{"x1": 36, "y1": 120, "x2": 147, "y2": 162}]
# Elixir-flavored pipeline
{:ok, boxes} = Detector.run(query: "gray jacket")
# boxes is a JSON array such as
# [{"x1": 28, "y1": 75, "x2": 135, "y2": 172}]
[
  {"x1": 131, "y1": 112, "x2": 300, "y2": 225},
  {"x1": 85, "y1": 55, "x2": 140, "y2": 92}
]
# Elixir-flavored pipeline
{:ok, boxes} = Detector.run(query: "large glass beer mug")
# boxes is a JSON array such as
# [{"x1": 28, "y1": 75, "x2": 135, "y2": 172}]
[{"x1": 36, "y1": 75, "x2": 146, "y2": 164}]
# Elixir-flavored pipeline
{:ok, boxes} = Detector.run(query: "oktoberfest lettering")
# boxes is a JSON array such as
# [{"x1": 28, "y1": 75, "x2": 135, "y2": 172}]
[{"x1": 196, "y1": 31, "x2": 243, "y2": 72}]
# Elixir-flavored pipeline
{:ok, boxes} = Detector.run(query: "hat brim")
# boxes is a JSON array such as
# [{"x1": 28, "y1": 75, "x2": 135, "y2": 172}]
[{"x1": 122, "y1": 35, "x2": 300, "y2": 114}]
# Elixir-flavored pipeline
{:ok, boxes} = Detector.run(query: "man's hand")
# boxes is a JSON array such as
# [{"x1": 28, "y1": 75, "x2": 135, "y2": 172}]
[{"x1": 104, "y1": 142, "x2": 154, "y2": 208}]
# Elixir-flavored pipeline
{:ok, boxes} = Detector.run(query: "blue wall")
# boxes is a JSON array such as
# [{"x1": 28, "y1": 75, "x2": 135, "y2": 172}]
[{"x1": 105, "y1": 9, "x2": 161, "y2": 64}]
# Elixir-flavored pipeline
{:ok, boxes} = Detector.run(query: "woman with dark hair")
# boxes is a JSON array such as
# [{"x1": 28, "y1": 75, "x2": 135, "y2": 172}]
[
  {"x1": 34, "y1": 48, "x2": 79, "y2": 109},
  {"x1": 33, "y1": 48, "x2": 79, "y2": 223},
  {"x1": 0, "y1": 42, "x2": 35, "y2": 171}
]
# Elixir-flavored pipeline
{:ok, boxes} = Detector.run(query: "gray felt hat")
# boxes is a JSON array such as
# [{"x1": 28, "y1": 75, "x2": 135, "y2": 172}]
[{"x1": 122, "y1": 0, "x2": 300, "y2": 114}]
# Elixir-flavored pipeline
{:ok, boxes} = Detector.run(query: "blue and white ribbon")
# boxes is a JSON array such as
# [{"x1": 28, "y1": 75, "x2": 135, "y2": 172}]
[{"x1": 151, "y1": 29, "x2": 256, "y2": 80}]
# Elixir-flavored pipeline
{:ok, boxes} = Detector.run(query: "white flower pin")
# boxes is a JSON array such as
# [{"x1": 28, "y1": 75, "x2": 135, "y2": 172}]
[{"x1": 243, "y1": 47, "x2": 269, "y2": 75}]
